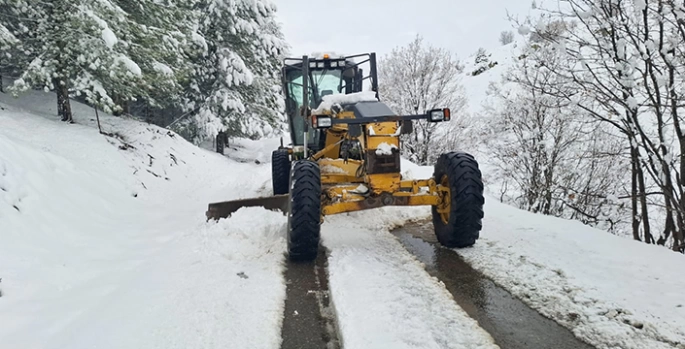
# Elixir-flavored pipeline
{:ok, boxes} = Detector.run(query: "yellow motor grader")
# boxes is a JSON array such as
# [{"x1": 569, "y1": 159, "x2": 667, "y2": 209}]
[{"x1": 207, "y1": 53, "x2": 484, "y2": 261}]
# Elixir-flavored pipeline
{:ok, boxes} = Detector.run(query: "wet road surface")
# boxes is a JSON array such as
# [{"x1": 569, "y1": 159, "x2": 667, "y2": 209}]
[
  {"x1": 280, "y1": 247, "x2": 341, "y2": 349},
  {"x1": 392, "y1": 221, "x2": 596, "y2": 349}
]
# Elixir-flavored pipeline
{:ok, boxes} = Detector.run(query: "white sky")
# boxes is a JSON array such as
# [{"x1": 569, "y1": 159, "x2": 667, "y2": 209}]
[{"x1": 270, "y1": 0, "x2": 535, "y2": 60}]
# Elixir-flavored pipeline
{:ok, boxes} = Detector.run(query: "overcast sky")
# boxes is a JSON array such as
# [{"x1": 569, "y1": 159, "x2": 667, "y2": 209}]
[{"x1": 270, "y1": 0, "x2": 534, "y2": 60}]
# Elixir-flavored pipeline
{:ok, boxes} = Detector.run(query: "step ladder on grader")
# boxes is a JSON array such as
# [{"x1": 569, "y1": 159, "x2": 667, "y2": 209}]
[{"x1": 207, "y1": 52, "x2": 485, "y2": 261}]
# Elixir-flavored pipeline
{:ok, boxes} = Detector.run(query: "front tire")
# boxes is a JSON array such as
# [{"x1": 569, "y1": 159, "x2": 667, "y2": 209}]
[
  {"x1": 272, "y1": 149, "x2": 291, "y2": 195},
  {"x1": 287, "y1": 160, "x2": 321, "y2": 261},
  {"x1": 432, "y1": 152, "x2": 484, "y2": 248}
]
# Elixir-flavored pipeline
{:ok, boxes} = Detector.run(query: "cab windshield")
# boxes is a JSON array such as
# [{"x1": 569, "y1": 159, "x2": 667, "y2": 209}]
[{"x1": 285, "y1": 68, "x2": 345, "y2": 146}]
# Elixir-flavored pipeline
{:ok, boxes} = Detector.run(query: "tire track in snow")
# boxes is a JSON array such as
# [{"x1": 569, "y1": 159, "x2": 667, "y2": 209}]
[
  {"x1": 320, "y1": 214, "x2": 498, "y2": 349},
  {"x1": 280, "y1": 247, "x2": 341, "y2": 349},
  {"x1": 392, "y1": 221, "x2": 596, "y2": 349}
]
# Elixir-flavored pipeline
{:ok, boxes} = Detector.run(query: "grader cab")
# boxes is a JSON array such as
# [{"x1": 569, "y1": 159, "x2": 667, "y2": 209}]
[{"x1": 207, "y1": 52, "x2": 485, "y2": 261}]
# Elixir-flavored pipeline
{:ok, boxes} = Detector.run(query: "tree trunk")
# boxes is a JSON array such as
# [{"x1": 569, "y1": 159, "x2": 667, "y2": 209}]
[
  {"x1": 631, "y1": 146, "x2": 641, "y2": 241},
  {"x1": 636, "y1": 154, "x2": 652, "y2": 243},
  {"x1": 54, "y1": 78, "x2": 64, "y2": 118},
  {"x1": 58, "y1": 79, "x2": 72, "y2": 122}
]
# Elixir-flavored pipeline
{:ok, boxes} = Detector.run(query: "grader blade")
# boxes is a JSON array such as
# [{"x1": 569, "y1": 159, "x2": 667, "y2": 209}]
[{"x1": 206, "y1": 194, "x2": 289, "y2": 221}]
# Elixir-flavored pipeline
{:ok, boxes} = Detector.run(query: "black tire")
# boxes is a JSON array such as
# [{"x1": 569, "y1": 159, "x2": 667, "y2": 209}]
[
  {"x1": 432, "y1": 152, "x2": 485, "y2": 248},
  {"x1": 272, "y1": 149, "x2": 291, "y2": 195},
  {"x1": 287, "y1": 160, "x2": 322, "y2": 261}
]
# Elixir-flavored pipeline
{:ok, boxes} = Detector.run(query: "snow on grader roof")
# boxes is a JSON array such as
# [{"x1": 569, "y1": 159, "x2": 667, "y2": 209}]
[{"x1": 312, "y1": 91, "x2": 379, "y2": 114}]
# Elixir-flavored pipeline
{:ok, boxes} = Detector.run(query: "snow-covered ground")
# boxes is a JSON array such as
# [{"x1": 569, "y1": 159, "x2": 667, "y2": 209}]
[
  {"x1": 2, "y1": 89, "x2": 685, "y2": 349},
  {"x1": 0, "y1": 91, "x2": 288, "y2": 349},
  {"x1": 459, "y1": 199, "x2": 685, "y2": 349}
]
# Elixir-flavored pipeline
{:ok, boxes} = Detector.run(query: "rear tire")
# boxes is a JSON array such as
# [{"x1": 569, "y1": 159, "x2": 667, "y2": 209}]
[
  {"x1": 432, "y1": 152, "x2": 484, "y2": 248},
  {"x1": 272, "y1": 149, "x2": 291, "y2": 195},
  {"x1": 287, "y1": 160, "x2": 321, "y2": 261}
]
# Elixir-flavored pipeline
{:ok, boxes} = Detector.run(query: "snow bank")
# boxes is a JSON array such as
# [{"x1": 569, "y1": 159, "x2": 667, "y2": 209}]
[
  {"x1": 457, "y1": 197, "x2": 685, "y2": 349},
  {"x1": 0, "y1": 90, "x2": 287, "y2": 349}
]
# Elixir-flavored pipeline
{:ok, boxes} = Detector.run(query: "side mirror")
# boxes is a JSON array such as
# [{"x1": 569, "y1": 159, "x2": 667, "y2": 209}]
[{"x1": 427, "y1": 108, "x2": 451, "y2": 122}]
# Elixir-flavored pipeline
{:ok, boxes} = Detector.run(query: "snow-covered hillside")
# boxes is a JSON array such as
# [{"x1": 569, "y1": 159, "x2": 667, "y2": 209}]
[
  {"x1": 1, "y1": 90, "x2": 684, "y2": 349},
  {"x1": 0, "y1": 91, "x2": 289, "y2": 348},
  {"x1": 459, "y1": 42, "x2": 518, "y2": 117}
]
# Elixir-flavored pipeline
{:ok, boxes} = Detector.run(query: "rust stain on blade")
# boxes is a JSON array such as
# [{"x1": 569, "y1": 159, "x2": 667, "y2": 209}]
[{"x1": 206, "y1": 194, "x2": 289, "y2": 220}]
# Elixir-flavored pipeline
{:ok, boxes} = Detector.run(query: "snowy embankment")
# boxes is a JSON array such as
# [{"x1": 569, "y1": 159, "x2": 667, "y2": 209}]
[
  {"x1": 457, "y1": 41, "x2": 685, "y2": 349},
  {"x1": 462, "y1": 199, "x2": 685, "y2": 349},
  {"x1": 0, "y1": 91, "x2": 287, "y2": 349}
]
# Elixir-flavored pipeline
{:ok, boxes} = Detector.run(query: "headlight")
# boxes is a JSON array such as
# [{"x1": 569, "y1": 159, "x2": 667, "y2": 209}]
[
  {"x1": 313, "y1": 115, "x2": 332, "y2": 128},
  {"x1": 430, "y1": 110, "x2": 444, "y2": 121},
  {"x1": 427, "y1": 108, "x2": 451, "y2": 122}
]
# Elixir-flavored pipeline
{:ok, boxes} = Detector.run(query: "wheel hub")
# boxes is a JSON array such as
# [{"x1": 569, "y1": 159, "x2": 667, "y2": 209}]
[{"x1": 437, "y1": 175, "x2": 451, "y2": 224}]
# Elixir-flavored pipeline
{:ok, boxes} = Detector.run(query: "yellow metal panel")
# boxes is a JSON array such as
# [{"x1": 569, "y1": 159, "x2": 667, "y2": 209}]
[
  {"x1": 324, "y1": 185, "x2": 368, "y2": 197},
  {"x1": 366, "y1": 122, "x2": 399, "y2": 135},
  {"x1": 321, "y1": 175, "x2": 364, "y2": 184},
  {"x1": 365, "y1": 173, "x2": 401, "y2": 195},
  {"x1": 337, "y1": 111, "x2": 357, "y2": 120},
  {"x1": 317, "y1": 158, "x2": 363, "y2": 177},
  {"x1": 321, "y1": 192, "x2": 441, "y2": 215},
  {"x1": 314, "y1": 130, "x2": 345, "y2": 159}
]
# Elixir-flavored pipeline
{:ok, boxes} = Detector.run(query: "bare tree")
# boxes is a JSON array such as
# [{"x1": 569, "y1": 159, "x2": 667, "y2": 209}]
[
  {"x1": 484, "y1": 43, "x2": 629, "y2": 231},
  {"x1": 499, "y1": 30, "x2": 515, "y2": 45},
  {"x1": 516, "y1": 0, "x2": 685, "y2": 251},
  {"x1": 377, "y1": 35, "x2": 467, "y2": 165}
]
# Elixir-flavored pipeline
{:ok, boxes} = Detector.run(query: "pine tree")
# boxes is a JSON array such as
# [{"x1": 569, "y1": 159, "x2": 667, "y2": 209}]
[
  {"x1": 183, "y1": 0, "x2": 288, "y2": 143},
  {"x1": 112, "y1": 0, "x2": 196, "y2": 114},
  {"x1": 0, "y1": 0, "x2": 196, "y2": 121}
]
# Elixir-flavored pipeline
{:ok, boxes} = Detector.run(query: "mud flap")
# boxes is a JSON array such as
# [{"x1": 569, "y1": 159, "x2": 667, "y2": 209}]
[{"x1": 206, "y1": 194, "x2": 289, "y2": 221}]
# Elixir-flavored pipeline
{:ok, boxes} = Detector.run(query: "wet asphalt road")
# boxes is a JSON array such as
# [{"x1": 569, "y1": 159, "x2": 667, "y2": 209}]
[
  {"x1": 393, "y1": 221, "x2": 596, "y2": 349},
  {"x1": 279, "y1": 222, "x2": 595, "y2": 349},
  {"x1": 280, "y1": 247, "x2": 340, "y2": 349}
]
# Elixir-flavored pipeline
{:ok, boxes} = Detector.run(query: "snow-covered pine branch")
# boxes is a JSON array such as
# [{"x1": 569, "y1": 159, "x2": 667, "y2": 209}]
[{"x1": 181, "y1": 0, "x2": 288, "y2": 143}]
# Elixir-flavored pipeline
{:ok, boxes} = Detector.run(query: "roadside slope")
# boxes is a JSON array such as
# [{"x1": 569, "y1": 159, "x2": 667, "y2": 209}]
[{"x1": 0, "y1": 91, "x2": 288, "y2": 349}]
